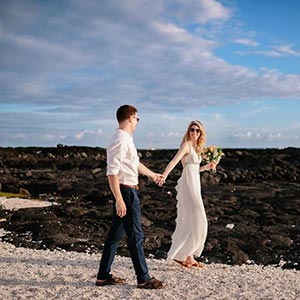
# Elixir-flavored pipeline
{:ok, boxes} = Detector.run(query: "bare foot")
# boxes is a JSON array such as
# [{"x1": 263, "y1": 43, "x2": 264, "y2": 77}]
[
  {"x1": 186, "y1": 257, "x2": 205, "y2": 268},
  {"x1": 174, "y1": 259, "x2": 193, "y2": 268}
]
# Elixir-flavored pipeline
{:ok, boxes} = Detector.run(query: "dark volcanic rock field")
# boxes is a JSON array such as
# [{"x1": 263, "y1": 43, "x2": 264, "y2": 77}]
[{"x1": 0, "y1": 146, "x2": 299, "y2": 269}]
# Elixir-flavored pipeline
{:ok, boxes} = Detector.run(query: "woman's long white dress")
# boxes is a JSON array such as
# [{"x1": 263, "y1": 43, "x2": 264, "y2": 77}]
[{"x1": 167, "y1": 145, "x2": 208, "y2": 262}]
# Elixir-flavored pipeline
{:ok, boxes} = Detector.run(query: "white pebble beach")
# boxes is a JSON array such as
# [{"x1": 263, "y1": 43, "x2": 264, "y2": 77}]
[
  {"x1": 0, "y1": 239, "x2": 299, "y2": 300},
  {"x1": 0, "y1": 197, "x2": 56, "y2": 211}
]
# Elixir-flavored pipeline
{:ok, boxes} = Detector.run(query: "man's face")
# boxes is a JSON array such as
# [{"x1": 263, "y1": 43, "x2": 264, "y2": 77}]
[{"x1": 130, "y1": 113, "x2": 140, "y2": 132}]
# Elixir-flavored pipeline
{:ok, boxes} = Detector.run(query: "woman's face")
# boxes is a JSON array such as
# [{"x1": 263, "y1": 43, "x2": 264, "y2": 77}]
[{"x1": 188, "y1": 124, "x2": 201, "y2": 141}]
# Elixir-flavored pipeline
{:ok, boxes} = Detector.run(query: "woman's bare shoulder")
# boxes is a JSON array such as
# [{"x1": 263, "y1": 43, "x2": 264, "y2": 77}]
[{"x1": 180, "y1": 142, "x2": 191, "y2": 153}]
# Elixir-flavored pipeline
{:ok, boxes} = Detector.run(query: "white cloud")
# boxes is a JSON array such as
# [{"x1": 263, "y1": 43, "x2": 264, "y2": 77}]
[
  {"x1": 163, "y1": 0, "x2": 231, "y2": 24},
  {"x1": 12, "y1": 134, "x2": 27, "y2": 139},
  {"x1": 236, "y1": 44, "x2": 300, "y2": 58},
  {"x1": 211, "y1": 113, "x2": 223, "y2": 121},
  {"x1": 233, "y1": 130, "x2": 300, "y2": 147},
  {"x1": 75, "y1": 129, "x2": 103, "y2": 140},
  {"x1": 241, "y1": 106, "x2": 272, "y2": 116},
  {"x1": 236, "y1": 50, "x2": 284, "y2": 57},
  {"x1": 235, "y1": 38, "x2": 258, "y2": 47},
  {"x1": 1, "y1": 0, "x2": 300, "y2": 148},
  {"x1": 1, "y1": 0, "x2": 300, "y2": 110},
  {"x1": 273, "y1": 44, "x2": 300, "y2": 56},
  {"x1": 161, "y1": 131, "x2": 181, "y2": 138},
  {"x1": 234, "y1": 131, "x2": 260, "y2": 139},
  {"x1": 254, "y1": 50, "x2": 285, "y2": 57},
  {"x1": 42, "y1": 134, "x2": 56, "y2": 142}
]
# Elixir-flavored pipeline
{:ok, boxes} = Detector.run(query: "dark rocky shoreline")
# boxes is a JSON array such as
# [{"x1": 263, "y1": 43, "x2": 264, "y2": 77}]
[{"x1": 0, "y1": 146, "x2": 299, "y2": 269}]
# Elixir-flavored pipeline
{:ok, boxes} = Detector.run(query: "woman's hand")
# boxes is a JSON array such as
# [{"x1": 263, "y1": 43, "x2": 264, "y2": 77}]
[
  {"x1": 200, "y1": 162, "x2": 217, "y2": 172},
  {"x1": 207, "y1": 162, "x2": 217, "y2": 172},
  {"x1": 157, "y1": 174, "x2": 166, "y2": 187},
  {"x1": 158, "y1": 175, "x2": 166, "y2": 187},
  {"x1": 151, "y1": 173, "x2": 166, "y2": 186}
]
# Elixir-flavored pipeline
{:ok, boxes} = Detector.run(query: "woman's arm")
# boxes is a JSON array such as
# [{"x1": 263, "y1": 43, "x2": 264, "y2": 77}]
[
  {"x1": 199, "y1": 161, "x2": 216, "y2": 172},
  {"x1": 162, "y1": 143, "x2": 190, "y2": 180}
]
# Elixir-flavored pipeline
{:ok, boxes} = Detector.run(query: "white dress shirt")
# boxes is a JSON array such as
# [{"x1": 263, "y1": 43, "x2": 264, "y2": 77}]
[{"x1": 106, "y1": 129, "x2": 139, "y2": 185}]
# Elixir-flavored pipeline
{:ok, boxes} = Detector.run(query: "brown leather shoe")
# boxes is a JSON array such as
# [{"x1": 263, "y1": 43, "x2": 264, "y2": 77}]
[
  {"x1": 137, "y1": 277, "x2": 165, "y2": 289},
  {"x1": 95, "y1": 275, "x2": 126, "y2": 286}
]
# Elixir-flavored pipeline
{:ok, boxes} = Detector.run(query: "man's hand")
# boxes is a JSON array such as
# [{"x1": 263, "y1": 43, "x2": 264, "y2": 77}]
[
  {"x1": 116, "y1": 200, "x2": 126, "y2": 217},
  {"x1": 152, "y1": 173, "x2": 165, "y2": 186},
  {"x1": 157, "y1": 175, "x2": 166, "y2": 187}
]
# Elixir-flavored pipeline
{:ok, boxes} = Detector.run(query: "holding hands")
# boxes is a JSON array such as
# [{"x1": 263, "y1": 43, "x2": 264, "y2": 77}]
[
  {"x1": 152, "y1": 173, "x2": 166, "y2": 186},
  {"x1": 156, "y1": 160, "x2": 216, "y2": 188},
  {"x1": 148, "y1": 143, "x2": 223, "y2": 188},
  {"x1": 157, "y1": 174, "x2": 166, "y2": 187}
]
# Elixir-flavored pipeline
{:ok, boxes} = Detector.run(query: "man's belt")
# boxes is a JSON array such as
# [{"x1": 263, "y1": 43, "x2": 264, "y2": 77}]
[{"x1": 120, "y1": 184, "x2": 139, "y2": 190}]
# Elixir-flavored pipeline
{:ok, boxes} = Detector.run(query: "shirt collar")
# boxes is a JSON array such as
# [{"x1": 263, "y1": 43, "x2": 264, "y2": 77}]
[{"x1": 117, "y1": 128, "x2": 133, "y2": 139}]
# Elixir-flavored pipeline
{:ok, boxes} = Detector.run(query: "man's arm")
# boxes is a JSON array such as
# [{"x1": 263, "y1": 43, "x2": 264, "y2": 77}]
[
  {"x1": 138, "y1": 163, "x2": 164, "y2": 184},
  {"x1": 108, "y1": 175, "x2": 127, "y2": 218}
]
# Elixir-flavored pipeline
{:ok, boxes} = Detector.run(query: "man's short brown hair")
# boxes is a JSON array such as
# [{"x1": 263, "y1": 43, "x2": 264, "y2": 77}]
[{"x1": 116, "y1": 105, "x2": 137, "y2": 122}]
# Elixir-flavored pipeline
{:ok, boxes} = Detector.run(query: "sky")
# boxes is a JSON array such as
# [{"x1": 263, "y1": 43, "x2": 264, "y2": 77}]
[{"x1": 1, "y1": 0, "x2": 300, "y2": 149}]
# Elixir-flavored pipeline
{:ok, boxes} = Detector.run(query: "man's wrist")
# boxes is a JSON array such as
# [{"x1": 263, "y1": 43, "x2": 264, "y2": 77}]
[{"x1": 115, "y1": 198, "x2": 124, "y2": 203}]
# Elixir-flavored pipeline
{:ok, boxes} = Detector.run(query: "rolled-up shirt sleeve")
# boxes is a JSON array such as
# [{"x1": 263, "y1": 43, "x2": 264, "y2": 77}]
[{"x1": 106, "y1": 138, "x2": 128, "y2": 176}]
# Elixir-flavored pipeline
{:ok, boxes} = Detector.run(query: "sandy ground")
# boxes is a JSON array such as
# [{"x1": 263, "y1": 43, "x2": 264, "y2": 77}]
[
  {"x1": 0, "y1": 197, "x2": 56, "y2": 210},
  {"x1": 0, "y1": 237, "x2": 299, "y2": 300},
  {"x1": 1, "y1": 199, "x2": 299, "y2": 299}
]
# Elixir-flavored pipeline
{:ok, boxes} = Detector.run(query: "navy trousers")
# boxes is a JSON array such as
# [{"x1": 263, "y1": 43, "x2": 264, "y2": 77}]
[{"x1": 97, "y1": 187, "x2": 151, "y2": 284}]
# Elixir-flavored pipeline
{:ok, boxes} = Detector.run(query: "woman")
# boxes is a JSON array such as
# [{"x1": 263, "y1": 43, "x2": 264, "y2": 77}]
[{"x1": 160, "y1": 120, "x2": 215, "y2": 268}]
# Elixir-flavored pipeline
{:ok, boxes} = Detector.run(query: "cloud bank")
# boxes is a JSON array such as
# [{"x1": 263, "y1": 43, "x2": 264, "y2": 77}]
[{"x1": 0, "y1": 0, "x2": 300, "y2": 148}]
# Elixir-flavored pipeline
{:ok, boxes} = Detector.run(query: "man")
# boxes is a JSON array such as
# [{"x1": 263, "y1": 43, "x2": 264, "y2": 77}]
[{"x1": 96, "y1": 105, "x2": 165, "y2": 289}]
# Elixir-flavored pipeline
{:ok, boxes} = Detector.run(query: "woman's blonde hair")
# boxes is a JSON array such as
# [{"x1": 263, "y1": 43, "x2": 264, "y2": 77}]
[{"x1": 181, "y1": 120, "x2": 206, "y2": 154}]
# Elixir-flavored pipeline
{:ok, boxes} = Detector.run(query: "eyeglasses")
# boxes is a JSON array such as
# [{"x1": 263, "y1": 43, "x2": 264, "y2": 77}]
[
  {"x1": 132, "y1": 115, "x2": 140, "y2": 122},
  {"x1": 189, "y1": 127, "x2": 201, "y2": 133}
]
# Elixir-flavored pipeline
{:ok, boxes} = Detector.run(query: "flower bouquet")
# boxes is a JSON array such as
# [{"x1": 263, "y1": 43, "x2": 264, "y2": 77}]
[{"x1": 202, "y1": 146, "x2": 225, "y2": 172}]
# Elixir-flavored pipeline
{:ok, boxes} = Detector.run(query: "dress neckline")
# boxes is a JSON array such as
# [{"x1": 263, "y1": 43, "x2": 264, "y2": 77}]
[
  {"x1": 189, "y1": 143, "x2": 201, "y2": 161},
  {"x1": 189, "y1": 143, "x2": 197, "y2": 155}
]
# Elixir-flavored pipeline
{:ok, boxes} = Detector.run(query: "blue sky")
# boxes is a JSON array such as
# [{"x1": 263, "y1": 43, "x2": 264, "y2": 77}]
[{"x1": 0, "y1": 0, "x2": 300, "y2": 149}]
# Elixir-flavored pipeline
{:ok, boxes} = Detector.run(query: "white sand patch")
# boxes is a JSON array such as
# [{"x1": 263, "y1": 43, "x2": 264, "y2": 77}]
[
  {"x1": 0, "y1": 197, "x2": 57, "y2": 210},
  {"x1": 0, "y1": 242, "x2": 299, "y2": 300}
]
